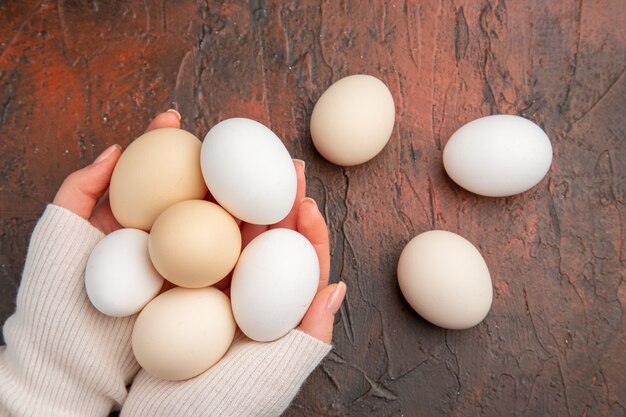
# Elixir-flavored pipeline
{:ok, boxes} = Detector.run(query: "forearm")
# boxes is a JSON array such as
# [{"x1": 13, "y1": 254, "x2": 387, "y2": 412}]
[{"x1": 0, "y1": 205, "x2": 139, "y2": 417}]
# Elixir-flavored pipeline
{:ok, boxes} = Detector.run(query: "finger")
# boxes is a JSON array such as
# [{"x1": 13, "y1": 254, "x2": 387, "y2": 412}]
[
  {"x1": 271, "y1": 159, "x2": 306, "y2": 230},
  {"x1": 296, "y1": 197, "x2": 330, "y2": 290},
  {"x1": 240, "y1": 223, "x2": 269, "y2": 249},
  {"x1": 145, "y1": 109, "x2": 181, "y2": 132},
  {"x1": 89, "y1": 192, "x2": 123, "y2": 234},
  {"x1": 298, "y1": 282, "x2": 346, "y2": 344},
  {"x1": 53, "y1": 144, "x2": 122, "y2": 219}
]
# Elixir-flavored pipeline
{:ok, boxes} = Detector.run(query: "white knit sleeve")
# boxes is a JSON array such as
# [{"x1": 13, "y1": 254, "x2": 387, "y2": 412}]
[
  {"x1": 0, "y1": 205, "x2": 140, "y2": 417},
  {"x1": 121, "y1": 330, "x2": 331, "y2": 417}
]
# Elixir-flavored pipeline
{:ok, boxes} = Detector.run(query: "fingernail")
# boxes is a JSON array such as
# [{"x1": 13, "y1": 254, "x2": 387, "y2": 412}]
[
  {"x1": 327, "y1": 282, "x2": 346, "y2": 314},
  {"x1": 167, "y1": 109, "x2": 181, "y2": 120},
  {"x1": 303, "y1": 197, "x2": 317, "y2": 207},
  {"x1": 93, "y1": 144, "x2": 122, "y2": 164},
  {"x1": 293, "y1": 159, "x2": 305, "y2": 170}
]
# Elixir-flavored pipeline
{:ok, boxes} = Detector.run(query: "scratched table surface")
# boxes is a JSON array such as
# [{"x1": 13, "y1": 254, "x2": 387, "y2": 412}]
[{"x1": 1, "y1": 1, "x2": 624, "y2": 416}]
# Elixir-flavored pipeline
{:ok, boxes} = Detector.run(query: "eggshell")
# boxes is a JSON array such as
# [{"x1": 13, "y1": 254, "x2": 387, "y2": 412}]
[
  {"x1": 310, "y1": 74, "x2": 395, "y2": 166},
  {"x1": 231, "y1": 228, "x2": 319, "y2": 342},
  {"x1": 397, "y1": 230, "x2": 492, "y2": 330},
  {"x1": 110, "y1": 128, "x2": 208, "y2": 231},
  {"x1": 85, "y1": 229, "x2": 164, "y2": 317},
  {"x1": 443, "y1": 115, "x2": 553, "y2": 197},
  {"x1": 132, "y1": 287, "x2": 236, "y2": 381},
  {"x1": 201, "y1": 118, "x2": 297, "y2": 225},
  {"x1": 149, "y1": 200, "x2": 241, "y2": 288}
]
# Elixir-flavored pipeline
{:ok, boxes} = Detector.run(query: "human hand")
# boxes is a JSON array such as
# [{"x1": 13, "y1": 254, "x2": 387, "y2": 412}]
[
  {"x1": 53, "y1": 105, "x2": 345, "y2": 343},
  {"x1": 53, "y1": 105, "x2": 345, "y2": 346},
  {"x1": 47, "y1": 109, "x2": 345, "y2": 416}
]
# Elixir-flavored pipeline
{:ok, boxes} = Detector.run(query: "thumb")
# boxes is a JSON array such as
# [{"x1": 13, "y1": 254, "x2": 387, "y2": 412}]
[
  {"x1": 53, "y1": 144, "x2": 122, "y2": 220},
  {"x1": 298, "y1": 281, "x2": 346, "y2": 344}
]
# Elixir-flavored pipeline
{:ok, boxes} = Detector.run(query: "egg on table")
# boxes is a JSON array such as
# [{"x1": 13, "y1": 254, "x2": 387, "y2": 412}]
[
  {"x1": 110, "y1": 128, "x2": 208, "y2": 231},
  {"x1": 231, "y1": 228, "x2": 319, "y2": 342},
  {"x1": 443, "y1": 114, "x2": 553, "y2": 197},
  {"x1": 201, "y1": 118, "x2": 297, "y2": 225},
  {"x1": 85, "y1": 228, "x2": 164, "y2": 317},
  {"x1": 397, "y1": 230, "x2": 493, "y2": 330},
  {"x1": 310, "y1": 74, "x2": 395, "y2": 166}
]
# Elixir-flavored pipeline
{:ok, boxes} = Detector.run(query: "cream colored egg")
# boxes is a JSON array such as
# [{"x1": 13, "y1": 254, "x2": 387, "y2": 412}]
[
  {"x1": 110, "y1": 128, "x2": 208, "y2": 231},
  {"x1": 149, "y1": 200, "x2": 241, "y2": 288},
  {"x1": 132, "y1": 287, "x2": 236, "y2": 381},
  {"x1": 397, "y1": 230, "x2": 493, "y2": 330},
  {"x1": 310, "y1": 74, "x2": 395, "y2": 166}
]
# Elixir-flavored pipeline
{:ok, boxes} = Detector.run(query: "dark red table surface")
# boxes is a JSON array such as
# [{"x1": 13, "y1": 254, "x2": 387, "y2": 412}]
[{"x1": 1, "y1": 1, "x2": 624, "y2": 416}]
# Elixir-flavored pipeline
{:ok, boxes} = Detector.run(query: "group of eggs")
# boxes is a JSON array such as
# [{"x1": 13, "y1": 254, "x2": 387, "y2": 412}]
[
  {"x1": 85, "y1": 74, "x2": 553, "y2": 381},
  {"x1": 86, "y1": 119, "x2": 319, "y2": 381},
  {"x1": 314, "y1": 75, "x2": 551, "y2": 330}
]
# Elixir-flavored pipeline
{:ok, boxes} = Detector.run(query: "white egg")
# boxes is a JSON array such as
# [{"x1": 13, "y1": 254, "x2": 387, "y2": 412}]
[
  {"x1": 85, "y1": 229, "x2": 164, "y2": 317},
  {"x1": 443, "y1": 114, "x2": 553, "y2": 197},
  {"x1": 231, "y1": 228, "x2": 319, "y2": 342},
  {"x1": 397, "y1": 230, "x2": 492, "y2": 330},
  {"x1": 201, "y1": 118, "x2": 297, "y2": 225}
]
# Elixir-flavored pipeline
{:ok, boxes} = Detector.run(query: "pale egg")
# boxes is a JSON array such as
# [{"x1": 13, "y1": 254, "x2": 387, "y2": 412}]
[
  {"x1": 310, "y1": 74, "x2": 395, "y2": 166},
  {"x1": 132, "y1": 287, "x2": 236, "y2": 381},
  {"x1": 397, "y1": 230, "x2": 493, "y2": 330}
]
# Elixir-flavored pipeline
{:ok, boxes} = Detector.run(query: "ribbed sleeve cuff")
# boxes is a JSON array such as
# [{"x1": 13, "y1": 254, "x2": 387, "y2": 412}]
[
  {"x1": 0, "y1": 204, "x2": 138, "y2": 417},
  {"x1": 14, "y1": 205, "x2": 104, "y2": 326},
  {"x1": 121, "y1": 330, "x2": 331, "y2": 417}
]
